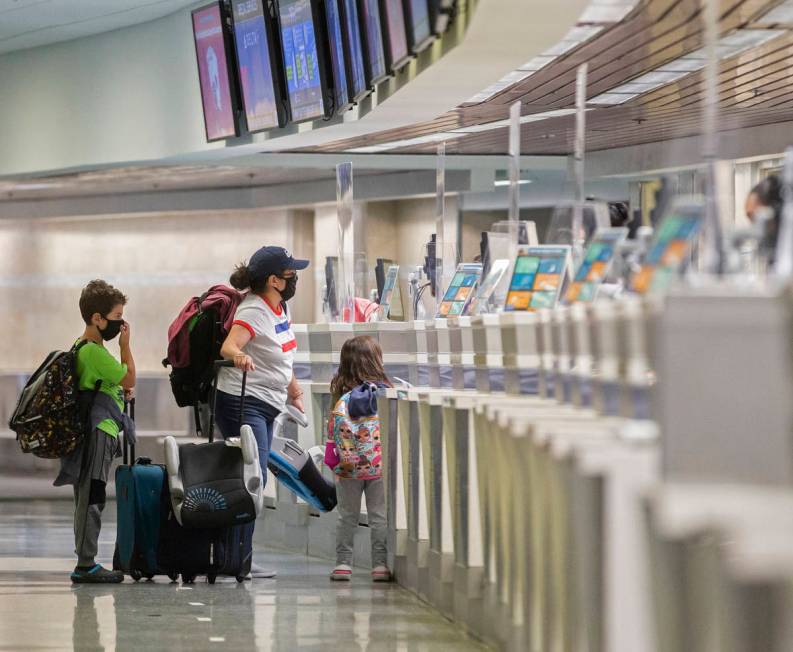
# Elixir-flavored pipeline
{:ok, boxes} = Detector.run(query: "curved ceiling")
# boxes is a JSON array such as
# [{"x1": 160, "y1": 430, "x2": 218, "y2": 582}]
[
  {"x1": 295, "y1": 0, "x2": 793, "y2": 157},
  {"x1": 0, "y1": 0, "x2": 198, "y2": 55}
]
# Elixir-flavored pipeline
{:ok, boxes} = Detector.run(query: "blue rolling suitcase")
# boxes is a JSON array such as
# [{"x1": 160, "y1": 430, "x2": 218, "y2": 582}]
[
  {"x1": 113, "y1": 400, "x2": 179, "y2": 582},
  {"x1": 268, "y1": 406, "x2": 337, "y2": 513}
]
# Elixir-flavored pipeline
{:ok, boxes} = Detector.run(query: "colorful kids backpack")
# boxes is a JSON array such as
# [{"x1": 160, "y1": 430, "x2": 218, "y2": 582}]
[{"x1": 9, "y1": 340, "x2": 98, "y2": 459}]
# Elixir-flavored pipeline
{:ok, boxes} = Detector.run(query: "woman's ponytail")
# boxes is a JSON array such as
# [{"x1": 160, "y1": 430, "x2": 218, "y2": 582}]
[{"x1": 229, "y1": 263, "x2": 251, "y2": 290}]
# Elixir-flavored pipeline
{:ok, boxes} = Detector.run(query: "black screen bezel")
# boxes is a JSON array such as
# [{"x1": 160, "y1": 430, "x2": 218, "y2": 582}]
[
  {"x1": 230, "y1": 0, "x2": 289, "y2": 131},
  {"x1": 276, "y1": 0, "x2": 334, "y2": 123},
  {"x1": 322, "y1": 0, "x2": 356, "y2": 114},
  {"x1": 356, "y1": 0, "x2": 389, "y2": 86},
  {"x1": 336, "y1": 0, "x2": 371, "y2": 102},
  {"x1": 404, "y1": 0, "x2": 435, "y2": 53},
  {"x1": 378, "y1": 0, "x2": 411, "y2": 72},
  {"x1": 191, "y1": 1, "x2": 242, "y2": 142}
]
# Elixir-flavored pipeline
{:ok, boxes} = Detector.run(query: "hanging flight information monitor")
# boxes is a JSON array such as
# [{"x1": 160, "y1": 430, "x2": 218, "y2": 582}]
[
  {"x1": 278, "y1": 0, "x2": 331, "y2": 122},
  {"x1": 339, "y1": 0, "x2": 369, "y2": 101},
  {"x1": 379, "y1": 0, "x2": 410, "y2": 71},
  {"x1": 192, "y1": 2, "x2": 240, "y2": 141},
  {"x1": 231, "y1": 0, "x2": 286, "y2": 131},
  {"x1": 504, "y1": 245, "x2": 572, "y2": 312},
  {"x1": 358, "y1": 0, "x2": 388, "y2": 85},
  {"x1": 324, "y1": 0, "x2": 352, "y2": 113},
  {"x1": 405, "y1": 0, "x2": 433, "y2": 53}
]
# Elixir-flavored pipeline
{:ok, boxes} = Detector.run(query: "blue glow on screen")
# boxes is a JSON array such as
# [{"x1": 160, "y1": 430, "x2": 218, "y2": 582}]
[
  {"x1": 325, "y1": 0, "x2": 349, "y2": 112},
  {"x1": 360, "y1": 0, "x2": 386, "y2": 82},
  {"x1": 232, "y1": 0, "x2": 279, "y2": 130},
  {"x1": 342, "y1": 0, "x2": 367, "y2": 97},
  {"x1": 279, "y1": 0, "x2": 324, "y2": 121},
  {"x1": 409, "y1": 0, "x2": 431, "y2": 48}
]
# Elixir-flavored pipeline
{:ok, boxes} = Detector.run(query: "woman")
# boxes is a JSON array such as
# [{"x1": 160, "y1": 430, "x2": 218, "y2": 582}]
[{"x1": 215, "y1": 246, "x2": 308, "y2": 578}]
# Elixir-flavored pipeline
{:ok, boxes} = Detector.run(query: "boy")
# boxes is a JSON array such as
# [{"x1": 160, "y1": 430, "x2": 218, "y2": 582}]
[{"x1": 55, "y1": 280, "x2": 136, "y2": 583}]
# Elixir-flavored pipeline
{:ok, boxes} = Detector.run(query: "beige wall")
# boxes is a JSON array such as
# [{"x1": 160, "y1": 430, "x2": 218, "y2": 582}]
[
  {"x1": 0, "y1": 208, "x2": 309, "y2": 374},
  {"x1": 0, "y1": 196, "x2": 451, "y2": 373}
]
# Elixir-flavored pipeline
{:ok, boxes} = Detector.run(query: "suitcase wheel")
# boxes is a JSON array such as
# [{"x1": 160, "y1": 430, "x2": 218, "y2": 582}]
[
  {"x1": 182, "y1": 575, "x2": 196, "y2": 584},
  {"x1": 168, "y1": 573, "x2": 179, "y2": 583},
  {"x1": 207, "y1": 574, "x2": 217, "y2": 585},
  {"x1": 145, "y1": 574, "x2": 155, "y2": 581},
  {"x1": 236, "y1": 576, "x2": 245, "y2": 583},
  {"x1": 130, "y1": 569, "x2": 143, "y2": 582}
]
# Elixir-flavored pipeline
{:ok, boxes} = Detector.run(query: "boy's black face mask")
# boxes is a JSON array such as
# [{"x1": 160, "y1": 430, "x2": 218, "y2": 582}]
[{"x1": 100, "y1": 318, "x2": 123, "y2": 341}]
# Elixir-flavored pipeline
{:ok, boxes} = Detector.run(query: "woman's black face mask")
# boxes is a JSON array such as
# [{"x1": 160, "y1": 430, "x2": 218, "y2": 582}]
[
  {"x1": 277, "y1": 274, "x2": 298, "y2": 302},
  {"x1": 100, "y1": 318, "x2": 123, "y2": 341}
]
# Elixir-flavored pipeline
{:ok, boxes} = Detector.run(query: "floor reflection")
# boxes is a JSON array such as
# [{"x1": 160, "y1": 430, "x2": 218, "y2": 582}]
[{"x1": 0, "y1": 502, "x2": 488, "y2": 651}]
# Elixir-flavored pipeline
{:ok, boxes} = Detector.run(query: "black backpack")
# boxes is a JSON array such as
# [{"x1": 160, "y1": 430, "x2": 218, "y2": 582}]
[
  {"x1": 9, "y1": 341, "x2": 99, "y2": 459},
  {"x1": 163, "y1": 288, "x2": 241, "y2": 435}
]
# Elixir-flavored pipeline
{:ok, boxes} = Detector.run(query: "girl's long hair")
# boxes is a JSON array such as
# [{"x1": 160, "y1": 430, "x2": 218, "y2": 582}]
[{"x1": 330, "y1": 336, "x2": 391, "y2": 405}]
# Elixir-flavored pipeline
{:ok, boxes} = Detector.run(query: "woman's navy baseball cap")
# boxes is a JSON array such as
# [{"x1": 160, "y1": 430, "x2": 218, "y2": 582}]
[{"x1": 248, "y1": 246, "x2": 310, "y2": 282}]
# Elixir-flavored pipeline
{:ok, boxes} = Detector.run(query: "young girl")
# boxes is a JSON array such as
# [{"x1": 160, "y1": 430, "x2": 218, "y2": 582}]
[{"x1": 326, "y1": 336, "x2": 391, "y2": 582}]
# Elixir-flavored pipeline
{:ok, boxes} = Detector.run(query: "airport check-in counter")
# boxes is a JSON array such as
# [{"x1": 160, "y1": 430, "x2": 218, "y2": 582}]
[
  {"x1": 341, "y1": 300, "x2": 663, "y2": 650},
  {"x1": 5, "y1": 280, "x2": 790, "y2": 650}
]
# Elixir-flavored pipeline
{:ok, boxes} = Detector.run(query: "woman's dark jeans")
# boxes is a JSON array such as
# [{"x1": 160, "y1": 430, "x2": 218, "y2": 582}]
[{"x1": 214, "y1": 389, "x2": 280, "y2": 489}]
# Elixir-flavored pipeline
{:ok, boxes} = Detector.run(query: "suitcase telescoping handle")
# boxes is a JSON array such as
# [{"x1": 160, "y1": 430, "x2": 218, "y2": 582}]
[
  {"x1": 123, "y1": 398, "x2": 135, "y2": 465},
  {"x1": 210, "y1": 360, "x2": 247, "y2": 443}
]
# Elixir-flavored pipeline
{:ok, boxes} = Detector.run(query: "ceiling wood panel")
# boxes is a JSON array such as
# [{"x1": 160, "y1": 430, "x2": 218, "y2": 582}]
[{"x1": 294, "y1": 0, "x2": 793, "y2": 158}]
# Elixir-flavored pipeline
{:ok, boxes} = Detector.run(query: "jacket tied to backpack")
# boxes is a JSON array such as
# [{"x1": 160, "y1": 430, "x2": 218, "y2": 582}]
[{"x1": 325, "y1": 383, "x2": 383, "y2": 480}]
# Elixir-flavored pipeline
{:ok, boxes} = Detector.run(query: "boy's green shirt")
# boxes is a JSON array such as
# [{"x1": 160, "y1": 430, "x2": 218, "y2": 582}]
[{"x1": 75, "y1": 340, "x2": 127, "y2": 438}]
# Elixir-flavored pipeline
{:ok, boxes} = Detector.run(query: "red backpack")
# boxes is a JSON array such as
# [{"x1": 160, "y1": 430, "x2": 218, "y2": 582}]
[{"x1": 162, "y1": 285, "x2": 241, "y2": 431}]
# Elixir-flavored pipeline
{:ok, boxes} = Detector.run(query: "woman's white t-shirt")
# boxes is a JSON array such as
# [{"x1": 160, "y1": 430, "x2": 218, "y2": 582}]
[{"x1": 216, "y1": 293, "x2": 296, "y2": 410}]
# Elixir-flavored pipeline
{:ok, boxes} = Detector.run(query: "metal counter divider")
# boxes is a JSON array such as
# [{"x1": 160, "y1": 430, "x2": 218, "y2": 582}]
[{"x1": 472, "y1": 313, "x2": 504, "y2": 392}]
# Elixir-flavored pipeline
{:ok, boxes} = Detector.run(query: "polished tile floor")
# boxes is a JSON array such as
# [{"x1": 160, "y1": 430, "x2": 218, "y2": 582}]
[{"x1": 0, "y1": 502, "x2": 487, "y2": 651}]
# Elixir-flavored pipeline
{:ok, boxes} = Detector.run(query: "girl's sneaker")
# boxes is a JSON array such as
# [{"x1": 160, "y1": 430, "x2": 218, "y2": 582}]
[
  {"x1": 330, "y1": 564, "x2": 353, "y2": 581},
  {"x1": 371, "y1": 566, "x2": 391, "y2": 582}
]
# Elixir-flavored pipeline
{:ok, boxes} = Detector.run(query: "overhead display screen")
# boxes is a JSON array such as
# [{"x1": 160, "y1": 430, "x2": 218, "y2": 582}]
[
  {"x1": 381, "y1": 0, "x2": 409, "y2": 69},
  {"x1": 406, "y1": 0, "x2": 432, "y2": 52},
  {"x1": 192, "y1": 3, "x2": 238, "y2": 141},
  {"x1": 340, "y1": 0, "x2": 368, "y2": 99},
  {"x1": 324, "y1": 0, "x2": 350, "y2": 113},
  {"x1": 231, "y1": 0, "x2": 280, "y2": 131},
  {"x1": 279, "y1": 0, "x2": 326, "y2": 122},
  {"x1": 359, "y1": 0, "x2": 388, "y2": 84}
]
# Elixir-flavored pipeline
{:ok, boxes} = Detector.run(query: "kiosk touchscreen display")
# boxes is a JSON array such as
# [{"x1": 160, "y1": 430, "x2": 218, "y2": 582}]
[
  {"x1": 505, "y1": 246, "x2": 571, "y2": 312},
  {"x1": 378, "y1": 265, "x2": 400, "y2": 319},
  {"x1": 565, "y1": 227, "x2": 628, "y2": 303},
  {"x1": 231, "y1": 0, "x2": 281, "y2": 131},
  {"x1": 631, "y1": 203, "x2": 703, "y2": 294},
  {"x1": 437, "y1": 263, "x2": 482, "y2": 317},
  {"x1": 192, "y1": 3, "x2": 238, "y2": 141},
  {"x1": 279, "y1": 0, "x2": 326, "y2": 121},
  {"x1": 464, "y1": 258, "x2": 510, "y2": 316}
]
